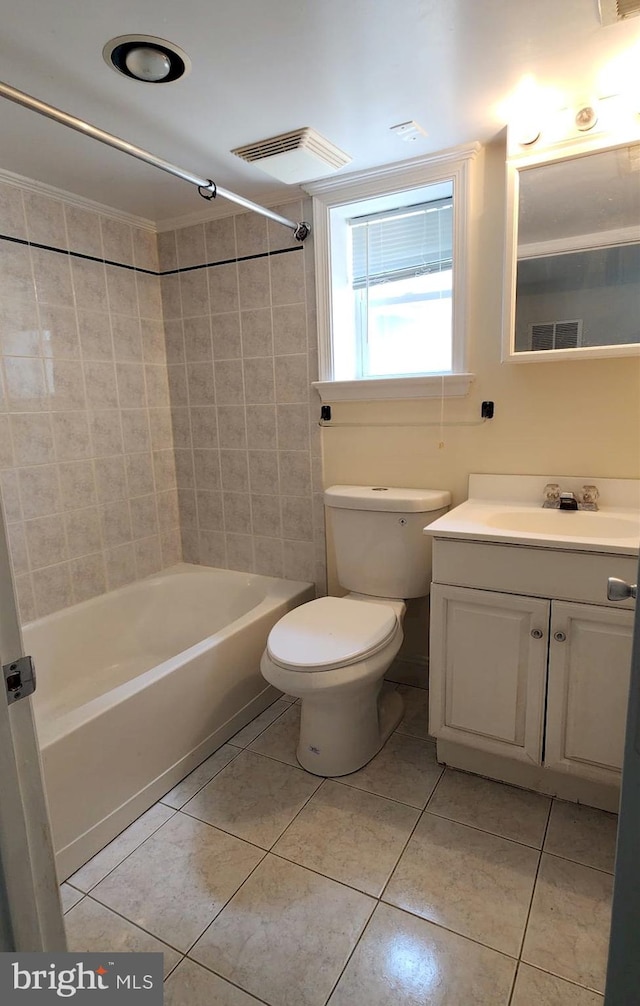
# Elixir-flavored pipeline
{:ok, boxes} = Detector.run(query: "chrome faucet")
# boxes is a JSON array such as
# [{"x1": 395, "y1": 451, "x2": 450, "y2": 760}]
[
  {"x1": 542, "y1": 483, "x2": 599, "y2": 511},
  {"x1": 558, "y1": 492, "x2": 578, "y2": 511}
]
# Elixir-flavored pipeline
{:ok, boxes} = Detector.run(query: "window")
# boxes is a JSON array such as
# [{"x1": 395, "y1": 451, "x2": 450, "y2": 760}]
[{"x1": 306, "y1": 146, "x2": 479, "y2": 401}]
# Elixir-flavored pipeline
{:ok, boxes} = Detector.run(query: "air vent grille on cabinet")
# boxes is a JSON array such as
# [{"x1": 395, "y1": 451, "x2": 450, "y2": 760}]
[
  {"x1": 231, "y1": 128, "x2": 351, "y2": 184},
  {"x1": 599, "y1": 0, "x2": 640, "y2": 24},
  {"x1": 530, "y1": 320, "x2": 582, "y2": 351}
]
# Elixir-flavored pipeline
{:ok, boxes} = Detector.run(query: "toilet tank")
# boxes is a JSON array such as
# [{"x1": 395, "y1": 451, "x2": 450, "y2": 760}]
[{"x1": 325, "y1": 485, "x2": 451, "y2": 599}]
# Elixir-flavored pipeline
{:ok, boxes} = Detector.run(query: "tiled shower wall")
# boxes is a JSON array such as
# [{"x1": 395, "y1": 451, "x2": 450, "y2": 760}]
[
  {"x1": 0, "y1": 180, "x2": 181, "y2": 622},
  {"x1": 158, "y1": 199, "x2": 326, "y2": 595}
]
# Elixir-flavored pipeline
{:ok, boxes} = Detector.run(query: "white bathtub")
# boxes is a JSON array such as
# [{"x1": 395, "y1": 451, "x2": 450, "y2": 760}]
[{"x1": 24, "y1": 563, "x2": 314, "y2": 880}]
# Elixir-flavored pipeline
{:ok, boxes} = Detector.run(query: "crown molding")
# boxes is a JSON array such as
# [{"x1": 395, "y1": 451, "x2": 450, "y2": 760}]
[
  {"x1": 303, "y1": 143, "x2": 482, "y2": 200},
  {"x1": 0, "y1": 165, "x2": 156, "y2": 232},
  {"x1": 155, "y1": 183, "x2": 307, "y2": 232}
]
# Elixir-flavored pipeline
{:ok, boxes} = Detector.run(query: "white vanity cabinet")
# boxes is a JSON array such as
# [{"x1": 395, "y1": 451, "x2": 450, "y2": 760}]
[
  {"x1": 429, "y1": 537, "x2": 637, "y2": 808},
  {"x1": 545, "y1": 601, "x2": 633, "y2": 784},
  {"x1": 429, "y1": 585, "x2": 549, "y2": 765}
]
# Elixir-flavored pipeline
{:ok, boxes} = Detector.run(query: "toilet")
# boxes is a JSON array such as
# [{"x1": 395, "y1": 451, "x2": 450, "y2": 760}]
[{"x1": 260, "y1": 485, "x2": 450, "y2": 776}]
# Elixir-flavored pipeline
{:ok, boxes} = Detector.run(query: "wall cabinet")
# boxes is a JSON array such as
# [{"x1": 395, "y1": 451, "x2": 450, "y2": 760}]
[{"x1": 430, "y1": 583, "x2": 634, "y2": 788}]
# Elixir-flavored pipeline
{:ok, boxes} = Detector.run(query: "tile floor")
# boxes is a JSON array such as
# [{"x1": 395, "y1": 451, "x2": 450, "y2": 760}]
[{"x1": 61, "y1": 683, "x2": 616, "y2": 1005}]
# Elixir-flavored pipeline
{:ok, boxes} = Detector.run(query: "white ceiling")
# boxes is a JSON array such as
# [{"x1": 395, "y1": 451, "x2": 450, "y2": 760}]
[{"x1": 0, "y1": 0, "x2": 638, "y2": 225}]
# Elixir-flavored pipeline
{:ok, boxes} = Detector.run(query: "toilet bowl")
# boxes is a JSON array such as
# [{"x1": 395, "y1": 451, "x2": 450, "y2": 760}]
[
  {"x1": 260, "y1": 594, "x2": 406, "y2": 776},
  {"x1": 260, "y1": 485, "x2": 451, "y2": 777}
]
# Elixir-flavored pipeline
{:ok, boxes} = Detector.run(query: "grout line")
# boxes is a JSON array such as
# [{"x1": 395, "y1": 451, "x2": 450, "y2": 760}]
[
  {"x1": 66, "y1": 804, "x2": 179, "y2": 895},
  {"x1": 161, "y1": 955, "x2": 184, "y2": 984},
  {"x1": 514, "y1": 797, "x2": 553, "y2": 968},
  {"x1": 158, "y1": 743, "x2": 244, "y2": 810},
  {"x1": 81, "y1": 891, "x2": 186, "y2": 957}
]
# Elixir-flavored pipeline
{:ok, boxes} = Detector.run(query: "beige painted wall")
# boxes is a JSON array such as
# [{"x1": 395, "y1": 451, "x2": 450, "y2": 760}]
[{"x1": 321, "y1": 139, "x2": 640, "y2": 667}]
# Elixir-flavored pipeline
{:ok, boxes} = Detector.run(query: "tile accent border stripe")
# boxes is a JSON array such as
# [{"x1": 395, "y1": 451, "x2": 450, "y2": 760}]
[{"x1": 0, "y1": 230, "x2": 303, "y2": 277}]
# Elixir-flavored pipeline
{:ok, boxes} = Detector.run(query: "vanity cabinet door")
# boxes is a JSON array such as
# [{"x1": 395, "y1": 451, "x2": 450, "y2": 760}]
[
  {"x1": 429, "y1": 584, "x2": 550, "y2": 764},
  {"x1": 545, "y1": 601, "x2": 633, "y2": 785}
]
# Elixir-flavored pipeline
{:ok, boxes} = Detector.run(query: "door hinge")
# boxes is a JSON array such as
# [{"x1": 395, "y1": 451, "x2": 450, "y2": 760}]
[{"x1": 3, "y1": 655, "x2": 36, "y2": 704}]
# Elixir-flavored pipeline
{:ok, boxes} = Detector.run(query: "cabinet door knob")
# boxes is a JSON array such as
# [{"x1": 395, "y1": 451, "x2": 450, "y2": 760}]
[
  {"x1": 554, "y1": 630, "x2": 567, "y2": 642},
  {"x1": 530, "y1": 628, "x2": 544, "y2": 639}
]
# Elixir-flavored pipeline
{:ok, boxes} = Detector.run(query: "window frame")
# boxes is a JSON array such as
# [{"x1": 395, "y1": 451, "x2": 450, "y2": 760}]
[{"x1": 305, "y1": 143, "x2": 480, "y2": 402}]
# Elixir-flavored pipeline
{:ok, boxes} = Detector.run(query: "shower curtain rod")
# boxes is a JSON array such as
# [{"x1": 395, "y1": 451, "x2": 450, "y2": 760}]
[{"x1": 0, "y1": 80, "x2": 311, "y2": 241}]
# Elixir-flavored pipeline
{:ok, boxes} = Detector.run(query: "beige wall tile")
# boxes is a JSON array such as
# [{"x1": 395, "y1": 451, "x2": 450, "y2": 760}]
[
  {"x1": 241, "y1": 308, "x2": 273, "y2": 358},
  {"x1": 183, "y1": 317, "x2": 212, "y2": 361},
  {"x1": 130, "y1": 494, "x2": 159, "y2": 539},
  {"x1": 19, "y1": 464, "x2": 61, "y2": 519},
  {"x1": 269, "y1": 250, "x2": 304, "y2": 306},
  {"x1": 217, "y1": 406, "x2": 246, "y2": 450},
  {"x1": 99, "y1": 500, "x2": 132, "y2": 547},
  {"x1": 283, "y1": 539, "x2": 315, "y2": 581},
  {"x1": 1, "y1": 470, "x2": 22, "y2": 521},
  {"x1": 204, "y1": 217, "x2": 236, "y2": 263},
  {"x1": 106, "y1": 266, "x2": 138, "y2": 317},
  {"x1": 0, "y1": 181, "x2": 27, "y2": 239},
  {"x1": 157, "y1": 231, "x2": 177, "y2": 272},
  {"x1": 126, "y1": 452, "x2": 155, "y2": 496},
  {"x1": 163, "y1": 319, "x2": 185, "y2": 364},
  {"x1": 134, "y1": 535, "x2": 162, "y2": 578},
  {"x1": 235, "y1": 212, "x2": 268, "y2": 258},
  {"x1": 272, "y1": 303, "x2": 307, "y2": 355},
  {"x1": 250, "y1": 494, "x2": 281, "y2": 538},
  {"x1": 176, "y1": 224, "x2": 206, "y2": 269},
  {"x1": 116, "y1": 362, "x2": 147, "y2": 409},
  {"x1": 89, "y1": 409, "x2": 124, "y2": 456},
  {"x1": 0, "y1": 415, "x2": 14, "y2": 468},
  {"x1": 132, "y1": 227, "x2": 159, "y2": 273},
  {"x1": 243, "y1": 357, "x2": 274, "y2": 404},
  {"x1": 10, "y1": 413, "x2": 55, "y2": 464},
  {"x1": 199, "y1": 529, "x2": 226, "y2": 566},
  {"x1": 136, "y1": 274, "x2": 162, "y2": 319},
  {"x1": 112, "y1": 316, "x2": 143, "y2": 362},
  {"x1": 32, "y1": 248, "x2": 74, "y2": 307},
  {"x1": 25, "y1": 513, "x2": 68, "y2": 568},
  {"x1": 32, "y1": 561, "x2": 73, "y2": 616},
  {"x1": 141, "y1": 319, "x2": 167, "y2": 364},
  {"x1": 104, "y1": 543, "x2": 137, "y2": 589},
  {"x1": 4, "y1": 356, "x2": 46, "y2": 411},
  {"x1": 77, "y1": 310, "x2": 113, "y2": 361},
  {"x1": 94, "y1": 456, "x2": 128, "y2": 503},
  {"x1": 64, "y1": 506, "x2": 102, "y2": 558},
  {"x1": 64, "y1": 204, "x2": 103, "y2": 258},
  {"x1": 208, "y1": 264, "x2": 239, "y2": 314},
  {"x1": 246, "y1": 404, "x2": 277, "y2": 450},
  {"x1": 40, "y1": 305, "x2": 80, "y2": 360},
  {"x1": 13, "y1": 572, "x2": 36, "y2": 623},
  {"x1": 45, "y1": 359, "x2": 86, "y2": 411},
  {"x1": 83, "y1": 361, "x2": 119, "y2": 409},
  {"x1": 0, "y1": 299, "x2": 40, "y2": 357},
  {"x1": 7, "y1": 521, "x2": 29, "y2": 574},
  {"x1": 211, "y1": 313, "x2": 241, "y2": 359},
  {"x1": 24, "y1": 191, "x2": 67, "y2": 249},
  {"x1": 57, "y1": 460, "x2": 97, "y2": 510},
  {"x1": 274, "y1": 354, "x2": 308, "y2": 403},
  {"x1": 101, "y1": 217, "x2": 133, "y2": 266},
  {"x1": 225, "y1": 532, "x2": 254, "y2": 572},
  {"x1": 180, "y1": 270, "x2": 209, "y2": 317},
  {"x1": 237, "y1": 258, "x2": 270, "y2": 310},
  {"x1": 0, "y1": 242, "x2": 34, "y2": 302},
  {"x1": 222, "y1": 492, "x2": 251, "y2": 534},
  {"x1": 70, "y1": 551, "x2": 107, "y2": 603},
  {"x1": 71, "y1": 258, "x2": 108, "y2": 313}
]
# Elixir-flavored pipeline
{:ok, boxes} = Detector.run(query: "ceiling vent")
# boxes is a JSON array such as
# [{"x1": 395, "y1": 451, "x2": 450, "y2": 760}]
[
  {"x1": 231, "y1": 128, "x2": 351, "y2": 184},
  {"x1": 599, "y1": 0, "x2": 640, "y2": 25}
]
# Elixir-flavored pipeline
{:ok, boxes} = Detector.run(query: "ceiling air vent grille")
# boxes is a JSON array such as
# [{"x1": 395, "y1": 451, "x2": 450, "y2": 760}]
[
  {"x1": 599, "y1": 0, "x2": 640, "y2": 24},
  {"x1": 231, "y1": 128, "x2": 351, "y2": 184},
  {"x1": 530, "y1": 320, "x2": 582, "y2": 352}
]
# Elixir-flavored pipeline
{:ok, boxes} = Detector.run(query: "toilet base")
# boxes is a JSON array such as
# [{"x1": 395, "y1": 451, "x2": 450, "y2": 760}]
[{"x1": 296, "y1": 684, "x2": 404, "y2": 777}]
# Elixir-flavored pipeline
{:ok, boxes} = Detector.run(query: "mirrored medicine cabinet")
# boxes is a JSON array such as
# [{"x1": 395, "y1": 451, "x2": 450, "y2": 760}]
[{"x1": 502, "y1": 128, "x2": 640, "y2": 363}]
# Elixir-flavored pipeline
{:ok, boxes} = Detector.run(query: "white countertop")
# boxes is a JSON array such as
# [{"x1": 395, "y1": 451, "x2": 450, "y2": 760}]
[{"x1": 422, "y1": 475, "x2": 640, "y2": 556}]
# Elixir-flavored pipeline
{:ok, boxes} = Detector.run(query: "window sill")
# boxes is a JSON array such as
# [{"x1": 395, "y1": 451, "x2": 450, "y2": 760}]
[{"x1": 312, "y1": 374, "x2": 475, "y2": 403}]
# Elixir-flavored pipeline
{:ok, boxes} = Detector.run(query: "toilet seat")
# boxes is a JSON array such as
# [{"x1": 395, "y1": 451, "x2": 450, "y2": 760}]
[{"x1": 267, "y1": 596, "x2": 398, "y2": 672}]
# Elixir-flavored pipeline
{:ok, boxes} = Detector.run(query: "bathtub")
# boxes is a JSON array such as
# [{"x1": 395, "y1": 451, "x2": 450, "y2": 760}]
[{"x1": 24, "y1": 563, "x2": 314, "y2": 880}]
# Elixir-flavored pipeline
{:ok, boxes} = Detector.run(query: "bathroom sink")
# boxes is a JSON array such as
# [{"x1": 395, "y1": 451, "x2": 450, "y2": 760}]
[
  {"x1": 423, "y1": 491, "x2": 640, "y2": 555},
  {"x1": 485, "y1": 510, "x2": 640, "y2": 539}
]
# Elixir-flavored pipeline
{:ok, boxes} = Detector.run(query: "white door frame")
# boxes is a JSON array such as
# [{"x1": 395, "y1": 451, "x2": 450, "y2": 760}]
[{"x1": 0, "y1": 506, "x2": 65, "y2": 950}]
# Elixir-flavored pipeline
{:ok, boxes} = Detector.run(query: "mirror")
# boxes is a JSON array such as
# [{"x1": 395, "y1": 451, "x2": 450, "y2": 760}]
[{"x1": 503, "y1": 142, "x2": 640, "y2": 361}]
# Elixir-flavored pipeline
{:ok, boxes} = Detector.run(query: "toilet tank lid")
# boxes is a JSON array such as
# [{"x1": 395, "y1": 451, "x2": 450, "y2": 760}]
[{"x1": 324, "y1": 485, "x2": 451, "y2": 512}]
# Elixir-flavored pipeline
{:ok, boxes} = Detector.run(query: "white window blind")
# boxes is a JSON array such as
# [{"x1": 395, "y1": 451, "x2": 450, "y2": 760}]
[{"x1": 350, "y1": 198, "x2": 453, "y2": 288}]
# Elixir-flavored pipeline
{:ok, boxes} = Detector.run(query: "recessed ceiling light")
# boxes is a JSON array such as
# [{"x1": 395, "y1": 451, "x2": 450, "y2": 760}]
[{"x1": 103, "y1": 35, "x2": 191, "y2": 84}]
